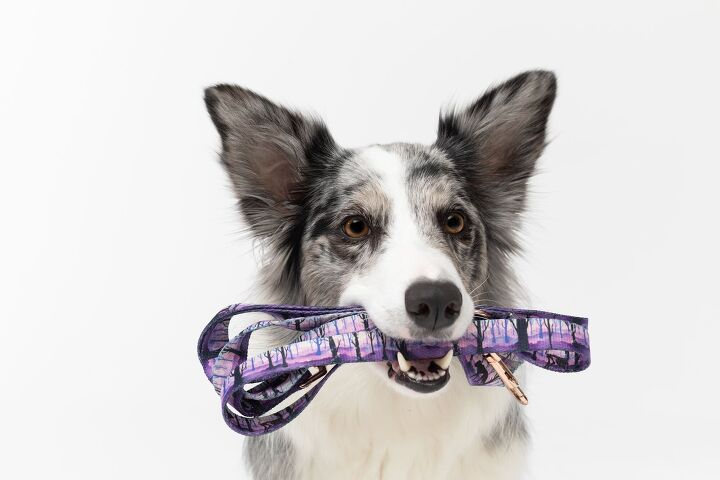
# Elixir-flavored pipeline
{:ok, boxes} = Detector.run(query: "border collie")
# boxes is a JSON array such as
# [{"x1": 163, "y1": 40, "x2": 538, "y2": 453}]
[{"x1": 205, "y1": 70, "x2": 556, "y2": 479}]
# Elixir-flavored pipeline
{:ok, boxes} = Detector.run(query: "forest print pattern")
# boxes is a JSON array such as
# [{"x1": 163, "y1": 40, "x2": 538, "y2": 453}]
[{"x1": 198, "y1": 304, "x2": 590, "y2": 436}]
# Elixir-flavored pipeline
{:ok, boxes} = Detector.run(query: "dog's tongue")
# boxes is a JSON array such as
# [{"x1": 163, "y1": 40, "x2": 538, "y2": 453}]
[
  {"x1": 396, "y1": 350, "x2": 453, "y2": 378},
  {"x1": 404, "y1": 357, "x2": 439, "y2": 372}
]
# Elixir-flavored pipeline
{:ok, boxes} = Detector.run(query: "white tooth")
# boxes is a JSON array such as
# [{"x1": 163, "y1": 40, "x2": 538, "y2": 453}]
[
  {"x1": 397, "y1": 352, "x2": 411, "y2": 372},
  {"x1": 432, "y1": 373, "x2": 440, "y2": 380},
  {"x1": 439, "y1": 370, "x2": 446, "y2": 376},
  {"x1": 437, "y1": 349, "x2": 453, "y2": 370},
  {"x1": 408, "y1": 371, "x2": 417, "y2": 379}
]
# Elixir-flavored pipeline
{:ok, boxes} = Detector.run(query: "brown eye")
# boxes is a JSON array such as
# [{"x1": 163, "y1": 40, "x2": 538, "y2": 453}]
[
  {"x1": 443, "y1": 212, "x2": 465, "y2": 234},
  {"x1": 342, "y1": 216, "x2": 370, "y2": 238}
]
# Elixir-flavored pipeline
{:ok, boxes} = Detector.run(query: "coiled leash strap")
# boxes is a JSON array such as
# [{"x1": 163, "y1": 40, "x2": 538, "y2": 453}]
[{"x1": 198, "y1": 304, "x2": 590, "y2": 436}]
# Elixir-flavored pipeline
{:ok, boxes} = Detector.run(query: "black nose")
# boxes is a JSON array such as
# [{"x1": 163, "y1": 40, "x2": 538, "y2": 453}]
[{"x1": 404, "y1": 280, "x2": 463, "y2": 331}]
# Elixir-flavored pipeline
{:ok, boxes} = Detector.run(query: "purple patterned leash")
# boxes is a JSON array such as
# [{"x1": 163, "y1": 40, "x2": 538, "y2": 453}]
[{"x1": 198, "y1": 304, "x2": 590, "y2": 436}]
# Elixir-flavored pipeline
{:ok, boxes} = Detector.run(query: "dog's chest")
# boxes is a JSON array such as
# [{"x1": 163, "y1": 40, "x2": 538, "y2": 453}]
[
  {"x1": 287, "y1": 433, "x2": 524, "y2": 480},
  {"x1": 279, "y1": 363, "x2": 526, "y2": 480}
]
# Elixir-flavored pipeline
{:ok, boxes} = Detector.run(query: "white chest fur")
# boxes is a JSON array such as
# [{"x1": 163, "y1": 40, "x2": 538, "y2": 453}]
[{"x1": 283, "y1": 362, "x2": 526, "y2": 480}]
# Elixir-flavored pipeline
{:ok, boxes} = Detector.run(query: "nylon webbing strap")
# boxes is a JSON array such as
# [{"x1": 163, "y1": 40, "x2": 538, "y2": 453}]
[{"x1": 198, "y1": 304, "x2": 590, "y2": 436}]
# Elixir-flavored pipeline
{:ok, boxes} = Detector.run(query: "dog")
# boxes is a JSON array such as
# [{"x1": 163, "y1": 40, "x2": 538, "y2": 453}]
[{"x1": 204, "y1": 70, "x2": 557, "y2": 479}]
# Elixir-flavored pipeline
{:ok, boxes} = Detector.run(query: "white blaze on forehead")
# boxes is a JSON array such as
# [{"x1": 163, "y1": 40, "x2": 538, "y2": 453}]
[
  {"x1": 358, "y1": 147, "x2": 426, "y2": 248},
  {"x1": 358, "y1": 146, "x2": 451, "y2": 278},
  {"x1": 341, "y1": 146, "x2": 474, "y2": 340}
]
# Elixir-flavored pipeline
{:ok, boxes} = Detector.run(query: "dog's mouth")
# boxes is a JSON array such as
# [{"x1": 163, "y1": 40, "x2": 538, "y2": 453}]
[{"x1": 386, "y1": 349, "x2": 453, "y2": 393}]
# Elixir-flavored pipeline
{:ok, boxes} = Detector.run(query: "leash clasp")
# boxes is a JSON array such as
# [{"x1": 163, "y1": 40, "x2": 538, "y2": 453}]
[
  {"x1": 299, "y1": 365, "x2": 328, "y2": 389},
  {"x1": 484, "y1": 353, "x2": 529, "y2": 406}
]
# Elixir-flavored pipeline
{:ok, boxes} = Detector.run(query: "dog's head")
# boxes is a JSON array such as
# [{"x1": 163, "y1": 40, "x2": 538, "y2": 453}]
[{"x1": 206, "y1": 71, "x2": 556, "y2": 395}]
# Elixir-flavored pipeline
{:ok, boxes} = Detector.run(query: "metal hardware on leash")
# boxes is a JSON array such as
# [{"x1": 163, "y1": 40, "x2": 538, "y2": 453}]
[
  {"x1": 484, "y1": 353, "x2": 529, "y2": 405},
  {"x1": 474, "y1": 309, "x2": 528, "y2": 405},
  {"x1": 298, "y1": 365, "x2": 328, "y2": 389}
]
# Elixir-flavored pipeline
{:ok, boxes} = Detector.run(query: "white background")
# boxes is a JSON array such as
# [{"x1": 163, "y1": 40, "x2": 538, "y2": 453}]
[{"x1": 2, "y1": 1, "x2": 719, "y2": 478}]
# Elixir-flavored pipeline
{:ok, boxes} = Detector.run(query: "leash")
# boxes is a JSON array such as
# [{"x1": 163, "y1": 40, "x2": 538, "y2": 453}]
[{"x1": 198, "y1": 304, "x2": 590, "y2": 436}]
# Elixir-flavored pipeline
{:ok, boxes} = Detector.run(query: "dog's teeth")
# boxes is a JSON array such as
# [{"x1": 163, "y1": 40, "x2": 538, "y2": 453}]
[
  {"x1": 439, "y1": 369, "x2": 446, "y2": 376},
  {"x1": 437, "y1": 349, "x2": 453, "y2": 370},
  {"x1": 408, "y1": 371, "x2": 417, "y2": 379},
  {"x1": 397, "y1": 352, "x2": 411, "y2": 372}
]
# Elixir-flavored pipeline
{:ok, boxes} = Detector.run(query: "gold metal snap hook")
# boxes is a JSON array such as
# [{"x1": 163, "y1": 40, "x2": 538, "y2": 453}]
[
  {"x1": 475, "y1": 308, "x2": 489, "y2": 318},
  {"x1": 484, "y1": 353, "x2": 529, "y2": 405},
  {"x1": 298, "y1": 365, "x2": 328, "y2": 389}
]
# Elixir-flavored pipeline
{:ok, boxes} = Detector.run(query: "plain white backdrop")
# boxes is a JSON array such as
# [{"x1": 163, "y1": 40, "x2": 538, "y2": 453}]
[{"x1": 2, "y1": 1, "x2": 719, "y2": 478}]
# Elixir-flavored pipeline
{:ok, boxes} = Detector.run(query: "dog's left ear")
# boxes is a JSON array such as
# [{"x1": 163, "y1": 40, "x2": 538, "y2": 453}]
[{"x1": 435, "y1": 70, "x2": 556, "y2": 217}]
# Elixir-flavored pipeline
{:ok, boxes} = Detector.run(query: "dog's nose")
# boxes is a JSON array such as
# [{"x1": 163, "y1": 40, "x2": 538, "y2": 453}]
[{"x1": 404, "y1": 280, "x2": 463, "y2": 331}]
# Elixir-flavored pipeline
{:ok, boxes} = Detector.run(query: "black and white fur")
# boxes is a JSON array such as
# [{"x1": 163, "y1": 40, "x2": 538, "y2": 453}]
[{"x1": 205, "y1": 70, "x2": 556, "y2": 479}]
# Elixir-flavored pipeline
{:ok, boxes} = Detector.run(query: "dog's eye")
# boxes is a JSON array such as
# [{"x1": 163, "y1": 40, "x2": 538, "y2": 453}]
[
  {"x1": 342, "y1": 216, "x2": 370, "y2": 239},
  {"x1": 442, "y1": 212, "x2": 465, "y2": 234}
]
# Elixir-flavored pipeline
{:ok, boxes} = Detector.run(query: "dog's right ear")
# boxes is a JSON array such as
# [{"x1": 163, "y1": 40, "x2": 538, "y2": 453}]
[{"x1": 204, "y1": 85, "x2": 339, "y2": 239}]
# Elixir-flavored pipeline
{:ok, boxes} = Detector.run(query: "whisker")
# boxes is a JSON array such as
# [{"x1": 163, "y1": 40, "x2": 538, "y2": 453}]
[
  {"x1": 467, "y1": 274, "x2": 490, "y2": 297},
  {"x1": 468, "y1": 274, "x2": 491, "y2": 307},
  {"x1": 471, "y1": 296, "x2": 492, "y2": 305}
]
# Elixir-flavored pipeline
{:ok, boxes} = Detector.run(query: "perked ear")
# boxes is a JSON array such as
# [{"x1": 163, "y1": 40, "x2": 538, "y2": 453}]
[
  {"x1": 204, "y1": 85, "x2": 339, "y2": 239},
  {"x1": 435, "y1": 70, "x2": 557, "y2": 218}
]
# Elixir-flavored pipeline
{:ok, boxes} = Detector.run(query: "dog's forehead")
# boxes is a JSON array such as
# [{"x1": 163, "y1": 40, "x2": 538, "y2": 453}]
[
  {"x1": 349, "y1": 145, "x2": 405, "y2": 185},
  {"x1": 336, "y1": 144, "x2": 456, "y2": 189}
]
